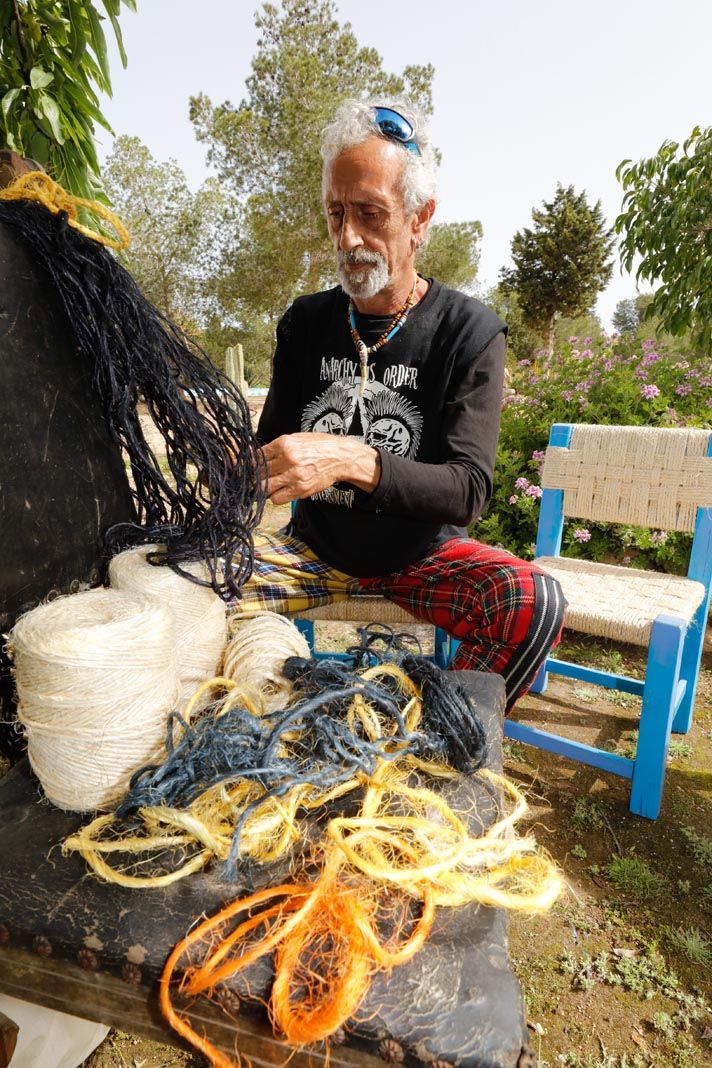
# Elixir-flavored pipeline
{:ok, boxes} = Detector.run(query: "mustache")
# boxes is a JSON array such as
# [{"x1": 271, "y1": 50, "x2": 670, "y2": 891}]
[{"x1": 337, "y1": 249, "x2": 385, "y2": 268}]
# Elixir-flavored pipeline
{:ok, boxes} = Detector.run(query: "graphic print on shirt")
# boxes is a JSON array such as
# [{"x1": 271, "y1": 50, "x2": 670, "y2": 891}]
[{"x1": 301, "y1": 360, "x2": 423, "y2": 507}]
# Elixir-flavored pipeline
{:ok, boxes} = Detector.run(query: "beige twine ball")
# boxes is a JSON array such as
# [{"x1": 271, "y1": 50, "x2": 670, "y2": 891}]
[
  {"x1": 109, "y1": 545, "x2": 227, "y2": 705},
  {"x1": 222, "y1": 612, "x2": 311, "y2": 710},
  {"x1": 10, "y1": 587, "x2": 180, "y2": 813}
]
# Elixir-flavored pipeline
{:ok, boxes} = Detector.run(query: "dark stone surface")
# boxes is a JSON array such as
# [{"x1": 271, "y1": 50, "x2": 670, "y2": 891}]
[
  {"x1": 0, "y1": 671, "x2": 528, "y2": 1067},
  {"x1": 0, "y1": 220, "x2": 136, "y2": 759}
]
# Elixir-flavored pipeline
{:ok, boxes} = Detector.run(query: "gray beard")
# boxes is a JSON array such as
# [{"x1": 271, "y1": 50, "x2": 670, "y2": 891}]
[{"x1": 337, "y1": 251, "x2": 391, "y2": 300}]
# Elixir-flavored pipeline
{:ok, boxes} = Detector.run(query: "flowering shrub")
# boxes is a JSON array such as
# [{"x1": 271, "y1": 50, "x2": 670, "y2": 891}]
[{"x1": 475, "y1": 331, "x2": 712, "y2": 577}]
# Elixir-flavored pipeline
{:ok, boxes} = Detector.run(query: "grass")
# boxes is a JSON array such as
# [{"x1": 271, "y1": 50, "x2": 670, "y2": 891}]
[
  {"x1": 557, "y1": 1045, "x2": 647, "y2": 1068},
  {"x1": 662, "y1": 925, "x2": 712, "y2": 966},
  {"x1": 680, "y1": 825, "x2": 712, "y2": 869},
  {"x1": 570, "y1": 795, "x2": 606, "y2": 833},
  {"x1": 607, "y1": 856, "x2": 664, "y2": 900}
]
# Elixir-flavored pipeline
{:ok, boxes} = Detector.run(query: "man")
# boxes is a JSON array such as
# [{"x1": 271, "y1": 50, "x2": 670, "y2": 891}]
[{"x1": 245, "y1": 99, "x2": 565, "y2": 712}]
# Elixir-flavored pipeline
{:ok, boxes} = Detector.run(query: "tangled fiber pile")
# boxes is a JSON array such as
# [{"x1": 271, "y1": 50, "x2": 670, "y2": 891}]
[
  {"x1": 64, "y1": 657, "x2": 486, "y2": 882},
  {"x1": 64, "y1": 643, "x2": 563, "y2": 1058},
  {"x1": 0, "y1": 173, "x2": 264, "y2": 597}
]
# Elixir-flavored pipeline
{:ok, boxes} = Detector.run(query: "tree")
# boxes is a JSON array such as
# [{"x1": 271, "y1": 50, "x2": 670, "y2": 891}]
[
  {"x1": 104, "y1": 135, "x2": 207, "y2": 320},
  {"x1": 1, "y1": 0, "x2": 135, "y2": 199},
  {"x1": 485, "y1": 284, "x2": 541, "y2": 363},
  {"x1": 616, "y1": 126, "x2": 712, "y2": 354},
  {"x1": 612, "y1": 293, "x2": 654, "y2": 335},
  {"x1": 500, "y1": 184, "x2": 614, "y2": 357},
  {"x1": 417, "y1": 220, "x2": 481, "y2": 293},
  {"x1": 188, "y1": 0, "x2": 478, "y2": 380}
]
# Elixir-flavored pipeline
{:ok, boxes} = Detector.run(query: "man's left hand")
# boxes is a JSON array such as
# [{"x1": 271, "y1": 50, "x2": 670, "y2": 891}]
[{"x1": 262, "y1": 433, "x2": 381, "y2": 505}]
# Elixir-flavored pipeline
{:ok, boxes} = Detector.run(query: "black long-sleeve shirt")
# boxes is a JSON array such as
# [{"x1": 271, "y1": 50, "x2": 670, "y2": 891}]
[{"x1": 258, "y1": 280, "x2": 506, "y2": 577}]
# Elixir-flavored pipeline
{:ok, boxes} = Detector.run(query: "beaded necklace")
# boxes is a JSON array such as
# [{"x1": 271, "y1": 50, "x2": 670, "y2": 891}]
[{"x1": 348, "y1": 273, "x2": 418, "y2": 396}]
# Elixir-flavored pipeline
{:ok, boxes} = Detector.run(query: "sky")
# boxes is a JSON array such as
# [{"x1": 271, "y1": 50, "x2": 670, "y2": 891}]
[{"x1": 98, "y1": 0, "x2": 712, "y2": 327}]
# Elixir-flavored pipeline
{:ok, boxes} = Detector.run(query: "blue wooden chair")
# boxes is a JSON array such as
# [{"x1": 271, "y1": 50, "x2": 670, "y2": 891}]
[{"x1": 506, "y1": 423, "x2": 712, "y2": 820}]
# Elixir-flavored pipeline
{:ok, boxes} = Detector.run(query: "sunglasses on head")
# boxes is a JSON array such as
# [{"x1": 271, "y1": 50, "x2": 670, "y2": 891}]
[{"x1": 373, "y1": 107, "x2": 421, "y2": 156}]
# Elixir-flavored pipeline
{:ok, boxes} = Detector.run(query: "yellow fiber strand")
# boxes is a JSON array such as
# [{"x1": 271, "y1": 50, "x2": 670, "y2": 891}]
[
  {"x1": 63, "y1": 666, "x2": 562, "y2": 915},
  {"x1": 0, "y1": 171, "x2": 130, "y2": 251}
]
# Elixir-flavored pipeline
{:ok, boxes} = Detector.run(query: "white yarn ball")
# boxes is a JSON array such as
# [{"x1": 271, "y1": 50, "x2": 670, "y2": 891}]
[
  {"x1": 10, "y1": 587, "x2": 180, "y2": 813},
  {"x1": 109, "y1": 545, "x2": 227, "y2": 705},
  {"x1": 222, "y1": 612, "x2": 310, "y2": 710}
]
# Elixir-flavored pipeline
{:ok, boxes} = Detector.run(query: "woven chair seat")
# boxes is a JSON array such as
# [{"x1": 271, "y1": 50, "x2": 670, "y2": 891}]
[
  {"x1": 536, "y1": 556, "x2": 706, "y2": 646},
  {"x1": 293, "y1": 593, "x2": 420, "y2": 625}
]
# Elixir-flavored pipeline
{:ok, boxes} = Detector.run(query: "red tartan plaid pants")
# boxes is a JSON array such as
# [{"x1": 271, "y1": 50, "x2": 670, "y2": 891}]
[
  {"x1": 358, "y1": 536, "x2": 566, "y2": 712},
  {"x1": 238, "y1": 530, "x2": 566, "y2": 714}
]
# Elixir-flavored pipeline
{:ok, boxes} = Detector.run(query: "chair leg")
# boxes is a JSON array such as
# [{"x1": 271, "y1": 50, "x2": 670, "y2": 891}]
[
  {"x1": 434, "y1": 627, "x2": 450, "y2": 668},
  {"x1": 529, "y1": 658, "x2": 549, "y2": 694},
  {"x1": 630, "y1": 615, "x2": 686, "y2": 820},
  {"x1": 671, "y1": 617, "x2": 705, "y2": 735},
  {"x1": 294, "y1": 619, "x2": 315, "y2": 653},
  {"x1": 446, "y1": 635, "x2": 461, "y2": 666}
]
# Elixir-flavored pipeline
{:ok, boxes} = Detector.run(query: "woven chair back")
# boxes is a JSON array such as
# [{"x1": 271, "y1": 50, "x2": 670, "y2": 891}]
[{"x1": 541, "y1": 424, "x2": 712, "y2": 532}]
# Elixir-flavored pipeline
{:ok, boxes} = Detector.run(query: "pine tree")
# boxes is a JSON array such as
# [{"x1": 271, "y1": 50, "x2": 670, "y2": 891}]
[{"x1": 501, "y1": 184, "x2": 614, "y2": 357}]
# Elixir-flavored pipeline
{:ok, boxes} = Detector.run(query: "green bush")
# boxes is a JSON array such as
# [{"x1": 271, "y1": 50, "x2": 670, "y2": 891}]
[{"x1": 475, "y1": 330, "x2": 712, "y2": 575}]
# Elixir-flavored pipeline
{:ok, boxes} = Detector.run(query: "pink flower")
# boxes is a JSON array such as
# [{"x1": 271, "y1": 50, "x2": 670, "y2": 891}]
[
  {"x1": 573, "y1": 528, "x2": 591, "y2": 543},
  {"x1": 581, "y1": 348, "x2": 594, "y2": 359},
  {"x1": 651, "y1": 530, "x2": 668, "y2": 545},
  {"x1": 508, "y1": 494, "x2": 519, "y2": 504},
  {"x1": 635, "y1": 366, "x2": 649, "y2": 379},
  {"x1": 699, "y1": 376, "x2": 712, "y2": 387},
  {"x1": 568, "y1": 335, "x2": 579, "y2": 343},
  {"x1": 707, "y1": 397, "x2": 712, "y2": 408},
  {"x1": 583, "y1": 336, "x2": 593, "y2": 345},
  {"x1": 514, "y1": 476, "x2": 529, "y2": 490},
  {"x1": 676, "y1": 383, "x2": 692, "y2": 396},
  {"x1": 531, "y1": 450, "x2": 546, "y2": 461},
  {"x1": 518, "y1": 358, "x2": 531, "y2": 367},
  {"x1": 642, "y1": 338, "x2": 655, "y2": 350},
  {"x1": 641, "y1": 383, "x2": 660, "y2": 399},
  {"x1": 622, "y1": 555, "x2": 631, "y2": 565},
  {"x1": 525, "y1": 484, "x2": 543, "y2": 499},
  {"x1": 562, "y1": 390, "x2": 574, "y2": 401},
  {"x1": 603, "y1": 359, "x2": 615, "y2": 372},
  {"x1": 642, "y1": 352, "x2": 660, "y2": 365}
]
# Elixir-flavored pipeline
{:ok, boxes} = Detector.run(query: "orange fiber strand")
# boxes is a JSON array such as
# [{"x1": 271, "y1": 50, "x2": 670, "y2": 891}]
[
  {"x1": 271, "y1": 886, "x2": 372, "y2": 1044},
  {"x1": 161, "y1": 857, "x2": 437, "y2": 1053}
]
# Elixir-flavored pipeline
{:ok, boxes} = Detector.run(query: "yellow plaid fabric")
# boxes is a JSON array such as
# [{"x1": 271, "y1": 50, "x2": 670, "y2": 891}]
[{"x1": 232, "y1": 529, "x2": 360, "y2": 616}]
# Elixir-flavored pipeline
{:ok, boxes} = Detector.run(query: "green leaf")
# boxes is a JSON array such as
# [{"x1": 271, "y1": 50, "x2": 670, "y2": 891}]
[
  {"x1": 27, "y1": 130, "x2": 50, "y2": 166},
  {"x1": 67, "y1": 0, "x2": 87, "y2": 65},
  {"x1": 37, "y1": 91, "x2": 65, "y2": 144},
  {"x1": 86, "y1": 4, "x2": 112, "y2": 93},
  {"x1": 101, "y1": 0, "x2": 127, "y2": 67},
  {"x1": 30, "y1": 67, "x2": 54, "y2": 90},
  {"x1": 1, "y1": 86, "x2": 22, "y2": 124}
]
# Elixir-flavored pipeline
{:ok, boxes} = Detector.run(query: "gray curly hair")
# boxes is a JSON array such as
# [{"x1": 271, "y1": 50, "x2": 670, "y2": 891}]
[{"x1": 320, "y1": 98, "x2": 438, "y2": 215}]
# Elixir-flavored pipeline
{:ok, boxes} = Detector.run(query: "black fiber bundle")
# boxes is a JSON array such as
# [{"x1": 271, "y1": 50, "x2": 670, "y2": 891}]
[
  {"x1": 288, "y1": 625, "x2": 489, "y2": 774},
  {"x1": 399, "y1": 655, "x2": 488, "y2": 774},
  {"x1": 285, "y1": 644, "x2": 488, "y2": 775},
  {"x1": 0, "y1": 198, "x2": 264, "y2": 597}
]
